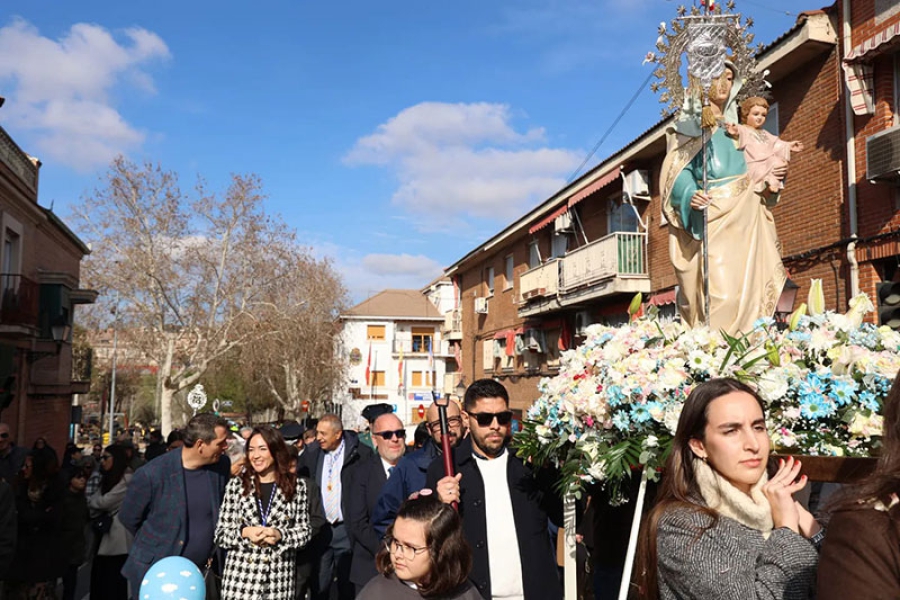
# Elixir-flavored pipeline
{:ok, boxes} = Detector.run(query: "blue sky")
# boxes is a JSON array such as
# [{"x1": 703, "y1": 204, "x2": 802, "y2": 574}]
[{"x1": 4, "y1": 0, "x2": 819, "y2": 301}]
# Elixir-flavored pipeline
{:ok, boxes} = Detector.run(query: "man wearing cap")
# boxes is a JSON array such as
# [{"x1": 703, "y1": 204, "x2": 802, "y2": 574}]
[
  {"x1": 371, "y1": 400, "x2": 465, "y2": 537},
  {"x1": 298, "y1": 414, "x2": 372, "y2": 600},
  {"x1": 346, "y1": 412, "x2": 406, "y2": 593}
]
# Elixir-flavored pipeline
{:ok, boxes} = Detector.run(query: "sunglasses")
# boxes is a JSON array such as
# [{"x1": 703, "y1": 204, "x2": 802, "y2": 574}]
[
  {"x1": 0, "y1": 433, "x2": 8, "y2": 439},
  {"x1": 468, "y1": 411, "x2": 513, "y2": 427},
  {"x1": 373, "y1": 429, "x2": 406, "y2": 441}
]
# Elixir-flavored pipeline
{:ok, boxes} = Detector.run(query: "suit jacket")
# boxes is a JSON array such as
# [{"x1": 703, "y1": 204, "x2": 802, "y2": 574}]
[
  {"x1": 297, "y1": 430, "x2": 372, "y2": 522},
  {"x1": 347, "y1": 454, "x2": 389, "y2": 587},
  {"x1": 118, "y1": 448, "x2": 231, "y2": 593},
  {"x1": 425, "y1": 438, "x2": 563, "y2": 600},
  {"x1": 372, "y1": 438, "x2": 440, "y2": 537}
]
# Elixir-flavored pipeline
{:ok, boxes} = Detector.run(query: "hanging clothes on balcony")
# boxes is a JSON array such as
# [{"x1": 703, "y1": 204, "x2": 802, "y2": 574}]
[
  {"x1": 524, "y1": 329, "x2": 546, "y2": 353},
  {"x1": 505, "y1": 330, "x2": 516, "y2": 357}
]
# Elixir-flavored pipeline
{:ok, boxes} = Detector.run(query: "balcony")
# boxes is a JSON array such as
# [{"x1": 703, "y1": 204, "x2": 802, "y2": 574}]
[
  {"x1": 72, "y1": 345, "x2": 93, "y2": 394},
  {"x1": 442, "y1": 311, "x2": 463, "y2": 341},
  {"x1": 519, "y1": 232, "x2": 650, "y2": 318},
  {"x1": 392, "y1": 338, "x2": 451, "y2": 356},
  {"x1": 519, "y1": 258, "x2": 560, "y2": 303},
  {"x1": 0, "y1": 274, "x2": 39, "y2": 335}
]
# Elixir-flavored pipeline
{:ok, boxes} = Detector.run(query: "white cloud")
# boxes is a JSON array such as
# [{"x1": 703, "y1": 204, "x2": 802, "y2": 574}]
[
  {"x1": 362, "y1": 253, "x2": 443, "y2": 280},
  {"x1": 344, "y1": 101, "x2": 581, "y2": 223},
  {"x1": 0, "y1": 18, "x2": 170, "y2": 171}
]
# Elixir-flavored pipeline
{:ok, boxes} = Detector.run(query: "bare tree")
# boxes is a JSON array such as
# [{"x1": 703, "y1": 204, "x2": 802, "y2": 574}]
[
  {"x1": 74, "y1": 157, "x2": 308, "y2": 433},
  {"x1": 241, "y1": 252, "x2": 348, "y2": 420}
]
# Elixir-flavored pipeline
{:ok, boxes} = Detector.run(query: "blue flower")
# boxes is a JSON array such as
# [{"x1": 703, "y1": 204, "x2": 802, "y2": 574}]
[
  {"x1": 630, "y1": 404, "x2": 651, "y2": 423},
  {"x1": 799, "y1": 397, "x2": 836, "y2": 419},
  {"x1": 752, "y1": 316, "x2": 775, "y2": 330},
  {"x1": 612, "y1": 411, "x2": 630, "y2": 431},
  {"x1": 829, "y1": 378, "x2": 858, "y2": 407},
  {"x1": 857, "y1": 390, "x2": 880, "y2": 412}
]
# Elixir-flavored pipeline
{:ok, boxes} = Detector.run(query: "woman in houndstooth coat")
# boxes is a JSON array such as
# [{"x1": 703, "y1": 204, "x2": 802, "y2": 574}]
[{"x1": 215, "y1": 426, "x2": 312, "y2": 600}]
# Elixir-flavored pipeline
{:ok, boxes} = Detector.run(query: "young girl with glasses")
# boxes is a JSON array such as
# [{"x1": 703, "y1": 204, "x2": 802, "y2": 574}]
[{"x1": 357, "y1": 494, "x2": 483, "y2": 599}]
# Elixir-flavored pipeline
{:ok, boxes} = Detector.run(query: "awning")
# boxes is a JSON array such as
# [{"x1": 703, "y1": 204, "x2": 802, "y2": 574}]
[
  {"x1": 845, "y1": 21, "x2": 900, "y2": 61},
  {"x1": 843, "y1": 22, "x2": 900, "y2": 116},
  {"x1": 648, "y1": 289, "x2": 677, "y2": 306},
  {"x1": 528, "y1": 204, "x2": 569, "y2": 234},
  {"x1": 568, "y1": 168, "x2": 621, "y2": 208}
]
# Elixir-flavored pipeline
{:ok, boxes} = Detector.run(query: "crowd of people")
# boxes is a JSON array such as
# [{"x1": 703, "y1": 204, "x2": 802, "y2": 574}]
[{"x1": 5, "y1": 374, "x2": 900, "y2": 599}]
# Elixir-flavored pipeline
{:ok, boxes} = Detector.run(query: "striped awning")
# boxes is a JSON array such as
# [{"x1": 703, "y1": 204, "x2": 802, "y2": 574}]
[
  {"x1": 568, "y1": 168, "x2": 621, "y2": 208},
  {"x1": 528, "y1": 204, "x2": 569, "y2": 234},
  {"x1": 843, "y1": 21, "x2": 900, "y2": 116}
]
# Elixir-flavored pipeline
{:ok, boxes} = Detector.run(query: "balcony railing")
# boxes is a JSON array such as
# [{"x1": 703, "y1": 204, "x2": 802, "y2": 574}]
[
  {"x1": 561, "y1": 232, "x2": 646, "y2": 290},
  {"x1": 0, "y1": 274, "x2": 39, "y2": 329},
  {"x1": 393, "y1": 338, "x2": 445, "y2": 354},
  {"x1": 442, "y1": 311, "x2": 462, "y2": 335},
  {"x1": 519, "y1": 258, "x2": 560, "y2": 303}
]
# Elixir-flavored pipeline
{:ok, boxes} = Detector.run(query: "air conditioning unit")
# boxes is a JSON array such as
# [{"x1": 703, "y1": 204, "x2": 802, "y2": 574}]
[
  {"x1": 622, "y1": 169, "x2": 651, "y2": 201},
  {"x1": 554, "y1": 211, "x2": 573, "y2": 233},
  {"x1": 574, "y1": 310, "x2": 592, "y2": 336},
  {"x1": 474, "y1": 297, "x2": 489, "y2": 314},
  {"x1": 867, "y1": 126, "x2": 900, "y2": 184}
]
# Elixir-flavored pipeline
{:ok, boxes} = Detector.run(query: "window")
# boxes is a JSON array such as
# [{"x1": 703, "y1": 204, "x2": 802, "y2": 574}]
[
  {"x1": 411, "y1": 371, "x2": 432, "y2": 387},
  {"x1": 411, "y1": 327, "x2": 433, "y2": 353},
  {"x1": 528, "y1": 241, "x2": 541, "y2": 269},
  {"x1": 608, "y1": 198, "x2": 639, "y2": 234},
  {"x1": 505, "y1": 255, "x2": 514, "y2": 290},
  {"x1": 486, "y1": 266, "x2": 495, "y2": 295},
  {"x1": 544, "y1": 329, "x2": 561, "y2": 367},
  {"x1": 762, "y1": 102, "x2": 779, "y2": 136},
  {"x1": 371, "y1": 371, "x2": 386, "y2": 387},
  {"x1": 551, "y1": 233, "x2": 568, "y2": 258},
  {"x1": 367, "y1": 325, "x2": 386, "y2": 340},
  {"x1": 482, "y1": 340, "x2": 494, "y2": 372}
]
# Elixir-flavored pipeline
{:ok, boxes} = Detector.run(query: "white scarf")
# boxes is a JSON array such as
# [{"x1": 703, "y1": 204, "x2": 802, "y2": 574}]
[{"x1": 694, "y1": 458, "x2": 774, "y2": 539}]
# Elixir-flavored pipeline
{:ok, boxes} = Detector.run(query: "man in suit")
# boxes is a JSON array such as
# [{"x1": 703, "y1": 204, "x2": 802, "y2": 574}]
[
  {"x1": 371, "y1": 400, "x2": 465, "y2": 537},
  {"x1": 119, "y1": 413, "x2": 231, "y2": 597},
  {"x1": 347, "y1": 412, "x2": 406, "y2": 593},
  {"x1": 298, "y1": 414, "x2": 372, "y2": 600}
]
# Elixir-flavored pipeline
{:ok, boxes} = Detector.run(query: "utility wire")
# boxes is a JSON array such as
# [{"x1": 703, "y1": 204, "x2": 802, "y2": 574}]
[{"x1": 566, "y1": 70, "x2": 656, "y2": 184}]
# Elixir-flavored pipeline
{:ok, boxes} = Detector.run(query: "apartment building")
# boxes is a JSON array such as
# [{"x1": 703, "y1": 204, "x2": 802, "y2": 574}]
[{"x1": 0, "y1": 125, "x2": 95, "y2": 452}]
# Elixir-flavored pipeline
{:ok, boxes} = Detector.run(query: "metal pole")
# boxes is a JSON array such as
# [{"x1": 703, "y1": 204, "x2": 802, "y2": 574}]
[
  {"x1": 701, "y1": 120, "x2": 711, "y2": 328},
  {"x1": 617, "y1": 469, "x2": 649, "y2": 600},
  {"x1": 108, "y1": 290, "x2": 120, "y2": 443},
  {"x1": 563, "y1": 493, "x2": 577, "y2": 600}
]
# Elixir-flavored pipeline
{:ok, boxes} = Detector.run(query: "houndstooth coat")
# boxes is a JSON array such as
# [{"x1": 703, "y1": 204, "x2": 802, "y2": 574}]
[{"x1": 214, "y1": 476, "x2": 312, "y2": 600}]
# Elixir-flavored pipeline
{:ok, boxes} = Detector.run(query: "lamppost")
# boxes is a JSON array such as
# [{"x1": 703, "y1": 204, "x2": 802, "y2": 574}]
[{"x1": 108, "y1": 290, "x2": 120, "y2": 442}]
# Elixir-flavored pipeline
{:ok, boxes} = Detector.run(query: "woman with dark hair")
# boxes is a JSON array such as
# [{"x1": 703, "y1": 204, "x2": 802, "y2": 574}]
[
  {"x1": 636, "y1": 378, "x2": 821, "y2": 599},
  {"x1": 215, "y1": 426, "x2": 312, "y2": 600},
  {"x1": 818, "y1": 375, "x2": 900, "y2": 598},
  {"x1": 358, "y1": 493, "x2": 483, "y2": 599},
  {"x1": 6, "y1": 449, "x2": 66, "y2": 600},
  {"x1": 88, "y1": 444, "x2": 133, "y2": 600}
]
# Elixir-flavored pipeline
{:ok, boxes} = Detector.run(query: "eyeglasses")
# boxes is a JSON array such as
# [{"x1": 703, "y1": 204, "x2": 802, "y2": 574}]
[
  {"x1": 373, "y1": 429, "x2": 406, "y2": 441},
  {"x1": 427, "y1": 416, "x2": 462, "y2": 431},
  {"x1": 467, "y1": 411, "x2": 513, "y2": 427},
  {"x1": 101, "y1": 454, "x2": 112, "y2": 460},
  {"x1": 384, "y1": 536, "x2": 429, "y2": 560}
]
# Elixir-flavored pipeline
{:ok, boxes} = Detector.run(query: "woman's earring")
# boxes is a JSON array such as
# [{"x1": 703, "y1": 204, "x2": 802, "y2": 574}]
[{"x1": 700, "y1": 455, "x2": 708, "y2": 462}]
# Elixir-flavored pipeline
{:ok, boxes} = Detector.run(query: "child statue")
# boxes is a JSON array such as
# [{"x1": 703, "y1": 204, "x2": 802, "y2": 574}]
[{"x1": 725, "y1": 96, "x2": 803, "y2": 193}]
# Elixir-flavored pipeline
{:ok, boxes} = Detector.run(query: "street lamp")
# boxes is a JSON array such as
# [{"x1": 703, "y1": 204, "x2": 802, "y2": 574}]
[{"x1": 26, "y1": 315, "x2": 71, "y2": 363}]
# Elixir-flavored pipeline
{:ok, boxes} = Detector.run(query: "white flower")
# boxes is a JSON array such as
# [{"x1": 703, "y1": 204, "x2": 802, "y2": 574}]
[{"x1": 757, "y1": 371, "x2": 789, "y2": 402}]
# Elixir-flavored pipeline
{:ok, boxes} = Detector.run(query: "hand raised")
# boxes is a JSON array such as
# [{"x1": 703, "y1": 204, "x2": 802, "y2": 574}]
[{"x1": 761, "y1": 456, "x2": 807, "y2": 533}]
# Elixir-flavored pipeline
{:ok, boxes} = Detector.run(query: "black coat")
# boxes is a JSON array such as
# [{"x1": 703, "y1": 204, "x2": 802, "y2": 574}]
[
  {"x1": 297, "y1": 430, "x2": 373, "y2": 521},
  {"x1": 9, "y1": 474, "x2": 67, "y2": 583},
  {"x1": 346, "y1": 454, "x2": 389, "y2": 587},
  {"x1": 425, "y1": 438, "x2": 562, "y2": 600},
  {"x1": 0, "y1": 480, "x2": 16, "y2": 579}
]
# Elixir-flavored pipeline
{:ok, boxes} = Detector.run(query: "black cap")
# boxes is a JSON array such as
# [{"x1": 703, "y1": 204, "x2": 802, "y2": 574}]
[
  {"x1": 361, "y1": 403, "x2": 394, "y2": 424},
  {"x1": 279, "y1": 422, "x2": 304, "y2": 442}
]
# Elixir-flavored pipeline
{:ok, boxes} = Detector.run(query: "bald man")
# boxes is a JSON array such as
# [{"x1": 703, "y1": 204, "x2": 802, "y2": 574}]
[
  {"x1": 371, "y1": 401, "x2": 465, "y2": 537},
  {"x1": 346, "y1": 413, "x2": 407, "y2": 592}
]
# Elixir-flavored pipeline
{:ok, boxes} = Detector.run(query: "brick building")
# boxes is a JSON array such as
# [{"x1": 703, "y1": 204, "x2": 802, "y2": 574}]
[
  {"x1": 445, "y1": 2, "x2": 900, "y2": 413},
  {"x1": 0, "y1": 125, "x2": 95, "y2": 453}
]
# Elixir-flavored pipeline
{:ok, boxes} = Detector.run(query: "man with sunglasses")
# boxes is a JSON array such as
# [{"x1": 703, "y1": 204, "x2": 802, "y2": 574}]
[
  {"x1": 346, "y1": 412, "x2": 407, "y2": 593},
  {"x1": 0, "y1": 422, "x2": 25, "y2": 485},
  {"x1": 427, "y1": 379, "x2": 563, "y2": 600},
  {"x1": 371, "y1": 400, "x2": 466, "y2": 538}
]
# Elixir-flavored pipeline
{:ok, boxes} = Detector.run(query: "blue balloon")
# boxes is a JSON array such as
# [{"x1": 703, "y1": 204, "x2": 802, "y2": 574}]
[{"x1": 139, "y1": 556, "x2": 206, "y2": 600}]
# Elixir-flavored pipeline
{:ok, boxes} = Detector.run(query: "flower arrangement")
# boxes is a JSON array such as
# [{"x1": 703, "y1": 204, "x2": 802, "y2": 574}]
[{"x1": 513, "y1": 282, "x2": 900, "y2": 500}]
